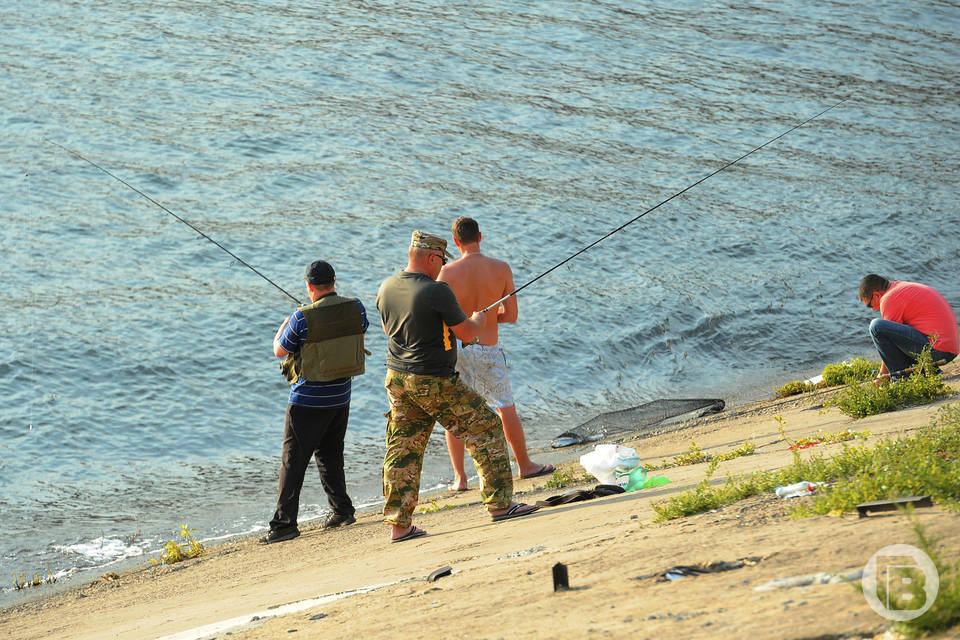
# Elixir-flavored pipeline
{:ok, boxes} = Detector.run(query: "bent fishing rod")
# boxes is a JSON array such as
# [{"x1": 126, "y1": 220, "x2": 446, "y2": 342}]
[
  {"x1": 46, "y1": 140, "x2": 304, "y2": 306},
  {"x1": 481, "y1": 99, "x2": 848, "y2": 314}
]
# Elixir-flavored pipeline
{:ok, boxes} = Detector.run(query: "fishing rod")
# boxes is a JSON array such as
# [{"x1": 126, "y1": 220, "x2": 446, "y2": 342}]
[
  {"x1": 46, "y1": 140, "x2": 304, "y2": 306},
  {"x1": 481, "y1": 99, "x2": 848, "y2": 313}
]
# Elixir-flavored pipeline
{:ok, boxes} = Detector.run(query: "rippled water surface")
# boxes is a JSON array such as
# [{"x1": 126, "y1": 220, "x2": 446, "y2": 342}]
[{"x1": 2, "y1": 0, "x2": 958, "y2": 603}]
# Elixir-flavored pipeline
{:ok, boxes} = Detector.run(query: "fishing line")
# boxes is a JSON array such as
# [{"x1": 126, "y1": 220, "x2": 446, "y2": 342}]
[
  {"x1": 46, "y1": 140, "x2": 303, "y2": 305},
  {"x1": 482, "y1": 99, "x2": 848, "y2": 313}
]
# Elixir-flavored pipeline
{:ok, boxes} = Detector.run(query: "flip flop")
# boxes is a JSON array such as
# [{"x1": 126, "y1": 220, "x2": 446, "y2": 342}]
[
  {"x1": 391, "y1": 525, "x2": 427, "y2": 543},
  {"x1": 491, "y1": 503, "x2": 541, "y2": 522},
  {"x1": 519, "y1": 463, "x2": 555, "y2": 480},
  {"x1": 536, "y1": 489, "x2": 593, "y2": 507},
  {"x1": 592, "y1": 484, "x2": 626, "y2": 497}
]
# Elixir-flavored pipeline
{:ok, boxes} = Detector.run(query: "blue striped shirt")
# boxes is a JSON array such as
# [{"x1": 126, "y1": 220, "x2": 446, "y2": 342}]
[{"x1": 279, "y1": 297, "x2": 369, "y2": 408}]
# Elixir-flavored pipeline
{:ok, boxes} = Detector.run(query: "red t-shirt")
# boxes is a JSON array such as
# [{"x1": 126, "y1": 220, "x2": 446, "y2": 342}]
[{"x1": 880, "y1": 281, "x2": 959, "y2": 354}]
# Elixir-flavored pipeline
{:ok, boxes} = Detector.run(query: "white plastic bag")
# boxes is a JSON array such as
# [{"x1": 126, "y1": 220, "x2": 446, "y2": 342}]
[{"x1": 579, "y1": 444, "x2": 640, "y2": 487}]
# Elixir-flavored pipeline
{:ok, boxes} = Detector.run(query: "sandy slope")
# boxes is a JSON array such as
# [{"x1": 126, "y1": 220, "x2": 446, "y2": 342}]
[{"x1": 2, "y1": 366, "x2": 959, "y2": 640}]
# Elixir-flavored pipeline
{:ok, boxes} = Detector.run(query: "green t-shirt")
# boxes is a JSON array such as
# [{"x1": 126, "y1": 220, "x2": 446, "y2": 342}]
[{"x1": 376, "y1": 271, "x2": 467, "y2": 376}]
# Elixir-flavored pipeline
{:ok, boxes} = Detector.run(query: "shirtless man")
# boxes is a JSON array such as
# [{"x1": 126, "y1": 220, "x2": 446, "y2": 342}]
[{"x1": 438, "y1": 217, "x2": 554, "y2": 489}]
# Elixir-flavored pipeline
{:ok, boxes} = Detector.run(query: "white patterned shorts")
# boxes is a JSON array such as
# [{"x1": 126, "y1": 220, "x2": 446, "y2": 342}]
[{"x1": 455, "y1": 343, "x2": 515, "y2": 409}]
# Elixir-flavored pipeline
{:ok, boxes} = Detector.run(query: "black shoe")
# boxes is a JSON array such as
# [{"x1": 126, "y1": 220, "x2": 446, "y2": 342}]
[
  {"x1": 259, "y1": 526, "x2": 300, "y2": 544},
  {"x1": 321, "y1": 512, "x2": 356, "y2": 529}
]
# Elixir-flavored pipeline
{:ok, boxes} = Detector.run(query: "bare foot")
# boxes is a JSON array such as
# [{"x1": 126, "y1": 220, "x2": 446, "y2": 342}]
[
  {"x1": 390, "y1": 524, "x2": 427, "y2": 542},
  {"x1": 518, "y1": 463, "x2": 555, "y2": 479},
  {"x1": 449, "y1": 474, "x2": 469, "y2": 491},
  {"x1": 488, "y1": 503, "x2": 540, "y2": 522}
]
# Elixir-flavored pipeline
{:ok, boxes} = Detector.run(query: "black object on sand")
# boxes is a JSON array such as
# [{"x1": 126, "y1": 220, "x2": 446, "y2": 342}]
[
  {"x1": 856, "y1": 496, "x2": 932, "y2": 518},
  {"x1": 553, "y1": 563, "x2": 569, "y2": 592},
  {"x1": 427, "y1": 566, "x2": 452, "y2": 582}
]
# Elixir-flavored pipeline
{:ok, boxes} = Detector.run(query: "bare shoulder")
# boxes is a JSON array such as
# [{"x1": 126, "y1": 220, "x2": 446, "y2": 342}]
[
  {"x1": 439, "y1": 259, "x2": 468, "y2": 280},
  {"x1": 437, "y1": 261, "x2": 469, "y2": 292},
  {"x1": 485, "y1": 254, "x2": 512, "y2": 274}
]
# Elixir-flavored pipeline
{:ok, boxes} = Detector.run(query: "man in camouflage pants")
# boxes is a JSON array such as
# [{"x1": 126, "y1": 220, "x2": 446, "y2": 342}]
[{"x1": 376, "y1": 231, "x2": 540, "y2": 543}]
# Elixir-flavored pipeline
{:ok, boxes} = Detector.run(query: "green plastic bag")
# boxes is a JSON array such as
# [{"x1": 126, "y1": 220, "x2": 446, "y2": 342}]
[{"x1": 623, "y1": 465, "x2": 671, "y2": 492}]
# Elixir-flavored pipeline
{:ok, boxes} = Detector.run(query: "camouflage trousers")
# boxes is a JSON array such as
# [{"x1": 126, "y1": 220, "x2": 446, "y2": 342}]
[{"x1": 382, "y1": 369, "x2": 513, "y2": 527}]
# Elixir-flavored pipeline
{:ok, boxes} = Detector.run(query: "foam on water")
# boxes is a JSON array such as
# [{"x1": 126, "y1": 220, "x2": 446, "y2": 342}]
[{"x1": 53, "y1": 536, "x2": 156, "y2": 566}]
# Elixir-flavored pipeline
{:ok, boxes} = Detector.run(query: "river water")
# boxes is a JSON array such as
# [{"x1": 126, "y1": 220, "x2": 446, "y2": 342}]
[{"x1": 2, "y1": 0, "x2": 958, "y2": 605}]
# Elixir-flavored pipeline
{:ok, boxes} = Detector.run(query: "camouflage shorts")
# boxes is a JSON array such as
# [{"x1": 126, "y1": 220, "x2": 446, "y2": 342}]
[{"x1": 382, "y1": 369, "x2": 513, "y2": 527}]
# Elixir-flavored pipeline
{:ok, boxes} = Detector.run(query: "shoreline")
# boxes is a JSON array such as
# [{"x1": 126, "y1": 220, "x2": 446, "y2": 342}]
[
  {"x1": 3, "y1": 362, "x2": 958, "y2": 639},
  {"x1": 0, "y1": 371, "x2": 785, "y2": 609}
]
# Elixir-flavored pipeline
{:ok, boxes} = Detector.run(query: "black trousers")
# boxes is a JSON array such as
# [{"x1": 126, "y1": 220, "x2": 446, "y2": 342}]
[{"x1": 269, "y1": 403, "x2": 354, "y2": 531}]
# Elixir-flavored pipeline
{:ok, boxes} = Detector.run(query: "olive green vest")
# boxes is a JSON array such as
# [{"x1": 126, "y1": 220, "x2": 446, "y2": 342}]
[{"x1": 280, "y1": 294, "x2": 366, "y2": 383}]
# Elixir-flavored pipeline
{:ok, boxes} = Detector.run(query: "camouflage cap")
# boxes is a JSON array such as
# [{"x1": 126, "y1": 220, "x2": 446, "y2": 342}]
[{"x1": 410, "y1": 230, "x2": 454, "y2": 259}]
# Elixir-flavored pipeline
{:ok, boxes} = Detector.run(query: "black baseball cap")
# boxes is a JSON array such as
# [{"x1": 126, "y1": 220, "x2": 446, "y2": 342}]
[{"x1": 304, "y1": 260, "x2": 335, "y2": 285}]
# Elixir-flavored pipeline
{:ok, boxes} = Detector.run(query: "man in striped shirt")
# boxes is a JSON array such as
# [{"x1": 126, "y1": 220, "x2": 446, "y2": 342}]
[{"x1": 261, "y1": 260, "x2": 369, "y2": 544}]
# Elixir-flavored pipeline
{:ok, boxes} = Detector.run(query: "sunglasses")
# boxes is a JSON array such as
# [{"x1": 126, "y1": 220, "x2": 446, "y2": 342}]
[{"x1": 434, "y1": 252, "x2": 448, "y2": 265}]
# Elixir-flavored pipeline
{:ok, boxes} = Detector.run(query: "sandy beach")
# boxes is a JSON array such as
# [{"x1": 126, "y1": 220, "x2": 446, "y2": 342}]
[{"x1": 3, "y1": 364, "x2": 959, "y2": 640}]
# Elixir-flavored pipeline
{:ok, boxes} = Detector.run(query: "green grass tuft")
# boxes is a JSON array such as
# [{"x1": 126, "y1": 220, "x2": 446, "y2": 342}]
[
  {"x1": 648, "y1": 439, "x2": 756, "y2": 470},
  {"x1": 152, "y1": 524, "x2": 204, "y2": 566},
  {"x1": 825, "y1": 349, "x2": 951, "y2": 419},
  {"x1": 887, "y1": 515, "x2": 960, "y2": 637},
  {"x1": 821, "y1": 356, "x2": 880, "y2": 386},
  {"x1": 653, "y1": 403, "x2": 960, "y2": 521},
  {"x1": 773, "y1": 356, "x2": 880, "y2": 398},
  {"x1": 713, "y1": 440, "x2": 757, "y2": 462},
  {"x1": 544, "y1": 468, "x2": 594, "y2": 489},
  {"x1": 775, "y1": 380, "x2": 816, "y2": 398},
  {"x1": 418, "y1": 499, "x2": 454, "y2": 513}
]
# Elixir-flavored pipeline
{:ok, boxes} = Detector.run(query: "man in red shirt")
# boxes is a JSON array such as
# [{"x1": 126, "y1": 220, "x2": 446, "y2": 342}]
[{"x1": 858, "y1": 274, "x2": 958, "y2": 381}]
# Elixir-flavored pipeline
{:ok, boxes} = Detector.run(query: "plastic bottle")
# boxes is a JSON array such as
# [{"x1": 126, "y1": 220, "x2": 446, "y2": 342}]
[
  {"x1": 775, "y1": 481, "x2": 819, "y2": 498},
  {"x1": 623, "y1": 465, "x2": 648, "y2": 492}
]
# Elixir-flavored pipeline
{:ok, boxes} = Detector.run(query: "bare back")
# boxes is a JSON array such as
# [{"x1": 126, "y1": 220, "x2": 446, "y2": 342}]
[{"x1": 438, "y1": 252, "x2": 517, "y2": 346}]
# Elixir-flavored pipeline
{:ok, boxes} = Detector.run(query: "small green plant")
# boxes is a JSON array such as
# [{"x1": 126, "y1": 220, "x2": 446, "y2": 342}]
[
  {"x1": 826, "y1": 349, "x2": 950, "y2": 419},
  {"x1": 714, "y1": 440, "x2": 756, "y2": 462},
  {"x1": 647, "y1": 440, "x2": 754, "y2": 470},
  {"x1": 883, "y1": 516, "x2": 960, "y2": 637},
  {"x1": 775, "y1": 358, "x2": 881, "y2": 398},
  {"x1": 544, "y1": 469, "x2": 593, "y2": 489},
  {"x1": 775, "y1": 415, "x2": 787, "y2": 441},
  {"x1": 819, "y1": 428, "x2": 871, "y2": 443},
  {"x1": 673, "y1": 440, "x2": 709, "y2": 466},
  {"x1": 152, "y1": 524, "x2": 204, "y2": 565},
  {"x1": 821, "y1": 357, "x2": 880, "y2": 386},
  {"x1": 418, "y1": 500, "x2": 454, "y2": 513},
  {"x1": 775, "y1": 380, "x2": 816, "y2": 398},
  {"x1": 651, "y1": 458, "x2": 725, "y2": 516}
]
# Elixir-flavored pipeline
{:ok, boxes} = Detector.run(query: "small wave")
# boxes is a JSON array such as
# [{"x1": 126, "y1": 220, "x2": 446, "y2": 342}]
[{"x1": 53, "y1": 536, "x2": 154, "y2": 565}]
